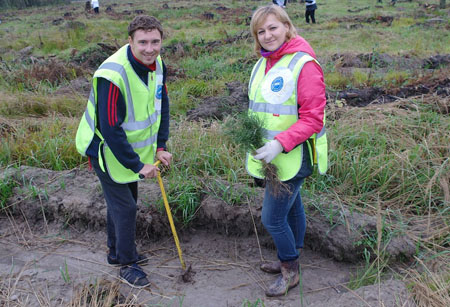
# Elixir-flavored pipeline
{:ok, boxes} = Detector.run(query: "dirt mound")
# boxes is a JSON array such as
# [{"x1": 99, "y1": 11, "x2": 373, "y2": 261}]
[
  {"x1": 331, "y1": 53, "x2": 450, "y2": 71},
  {"x1": 53, "y1": 77, "x2": 91, "y2": 97},
  {"x1": 71, "y1": 43, "x2": 117, "y2": 71},
  {"x1": 3, "y1": 166, "x2": 415, "y2": 263},
  {"x1": 164, "y1": 32, "x2": 252, "y2": 59},
  {"x1": 328, "y1": 74, "x2": 450, "y2": 107},
  {"x1": 186, "y1": 81, "x2": 249, "y2": 121}
]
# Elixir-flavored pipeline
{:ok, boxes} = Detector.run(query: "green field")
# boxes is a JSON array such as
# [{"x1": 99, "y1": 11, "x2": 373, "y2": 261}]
[{"x1": 0, "y1": 0, "x2": 449, "y2": 306}]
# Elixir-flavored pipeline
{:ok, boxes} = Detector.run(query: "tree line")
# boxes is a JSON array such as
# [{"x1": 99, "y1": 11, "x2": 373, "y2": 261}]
[{"x1": 0, "y1": 0, "x2": 69, "y2": 9}]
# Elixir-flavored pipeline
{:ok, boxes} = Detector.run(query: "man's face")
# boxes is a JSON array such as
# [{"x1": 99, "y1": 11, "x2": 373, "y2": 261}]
[{"x1": 129, "y1": 29, "x2": 162, "y2": 65}]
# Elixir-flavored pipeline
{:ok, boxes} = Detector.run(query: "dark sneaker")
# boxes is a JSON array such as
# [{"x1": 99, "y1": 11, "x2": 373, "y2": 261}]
[
  {"x1": 119, "y1": 263, "x2": 150, "y2": 288},
  {"x1": 107, "y1": 254, "x2": 148, "y2": 266}
]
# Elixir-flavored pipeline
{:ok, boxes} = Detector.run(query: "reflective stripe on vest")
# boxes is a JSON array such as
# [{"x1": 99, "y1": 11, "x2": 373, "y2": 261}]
[
  {"x1": 75, "y1": 45, "x2": 163, "y2": 183},
  {"x1": 246, "y1": 52, "x2": 328, "y2": 181}
]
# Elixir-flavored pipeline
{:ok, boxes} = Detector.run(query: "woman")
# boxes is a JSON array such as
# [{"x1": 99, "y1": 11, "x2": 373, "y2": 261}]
[{"x1": 247, "y1": 5, "x2": 327, "y2": 297}]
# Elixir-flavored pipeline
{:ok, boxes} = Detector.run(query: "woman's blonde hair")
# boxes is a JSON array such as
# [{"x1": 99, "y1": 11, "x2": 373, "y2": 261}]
[{"x1": 250, "y1": 5, "x2": 297, "y2": 55}]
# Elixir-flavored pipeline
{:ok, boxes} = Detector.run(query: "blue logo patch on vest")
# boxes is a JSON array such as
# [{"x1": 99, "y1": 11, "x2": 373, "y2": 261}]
[
  {"x1": 271, "y1": 77, "x2": 284, "y2": 92},
  {"x1": 156, "y1": 85, "x2": 163, "y2": 99}
]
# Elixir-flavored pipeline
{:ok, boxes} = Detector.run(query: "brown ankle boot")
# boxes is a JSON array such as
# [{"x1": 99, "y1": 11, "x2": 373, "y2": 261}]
[
  {"x1": 260, "y1": 260, "x2": 281, "y2": 274},
  {"x1": 265, "y1": 259, "x2": 300, "y2": 297}
]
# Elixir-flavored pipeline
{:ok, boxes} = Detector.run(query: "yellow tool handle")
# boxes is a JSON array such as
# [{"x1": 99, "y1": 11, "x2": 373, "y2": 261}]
[{"x1": 154, "y1": 160, "x2": 186, "y2": 270}]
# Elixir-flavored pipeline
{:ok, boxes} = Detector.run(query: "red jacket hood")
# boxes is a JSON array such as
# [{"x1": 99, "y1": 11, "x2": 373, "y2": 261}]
[{"x1": 263, "y1": 35, "x2": 316, "y2": 71}]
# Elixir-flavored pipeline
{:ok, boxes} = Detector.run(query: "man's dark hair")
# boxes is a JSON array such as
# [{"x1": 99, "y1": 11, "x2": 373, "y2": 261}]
[{"x1": 128, "y1": 15, "x2": 163, "y2": 39}]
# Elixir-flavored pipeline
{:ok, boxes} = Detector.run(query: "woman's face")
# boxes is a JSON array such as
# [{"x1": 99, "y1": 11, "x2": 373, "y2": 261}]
[{"x1": 256, "y1": 14, "x2": 289, "y2": 52}]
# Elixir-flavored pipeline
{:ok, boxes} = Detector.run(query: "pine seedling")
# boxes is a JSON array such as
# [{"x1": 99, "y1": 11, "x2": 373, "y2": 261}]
[
  {"x1": 224, "y1": 113, "x2": 287, "y2": 195},
  {"x1": 224, "y1": 112, "x2": 265, "y2": 154}
]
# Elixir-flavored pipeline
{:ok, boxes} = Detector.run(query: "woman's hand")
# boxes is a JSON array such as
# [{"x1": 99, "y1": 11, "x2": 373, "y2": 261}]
[{"x1": 254, "y1": 140, "x2": 283, "y2": 163}]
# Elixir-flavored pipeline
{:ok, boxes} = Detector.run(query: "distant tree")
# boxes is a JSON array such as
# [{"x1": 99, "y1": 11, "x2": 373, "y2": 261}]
[{"x1": 0, "y1": 0, "x2": 68, "y2": 9}]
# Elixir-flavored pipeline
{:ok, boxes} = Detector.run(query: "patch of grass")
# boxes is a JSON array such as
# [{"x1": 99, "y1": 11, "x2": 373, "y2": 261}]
[
  {"x1": 351, "y1": 70, "x2": 369, "y2": 87},
  {"x1": 159, "y1": 169, "x2": 201, "y2": 226},
  {"x1": 0, "y1": 175, "x2": 18, "y2": 209},
  {"x1": 325, "y1": 71, "x2": 350, "y2": 90},
  {"x1": 0, "y1": 92, "x2": 85, "y2": 117},
  {"x1": 204, "y1": 177, "x2": 256, "y2": 206},
  {"x1": 59, "y1": 259, "x2": 71, "y2": 284},
  {"x1": 1, "y1": 60, "x2": 85, "y2": 93},
  {"x1": 326, "y1": 99, "x2": 449, "y2": 215},
  {"x1": 170, "y1": 78, "x2": 224, "y2": 114},
  {"x1": 69, "y1": 279, "x2": 124, "y2": 307},
  {"x1": 406, "y1": 256, "x2": 450, "y2": 307},
  {"x1": 159, "y1": 119, "x2": 251, "y2": 223},
  {"x1": 348, "y1": 248, "x2": 387, "y2": 290},
  {"x1": 392, "y1": 17, "x2": 416, "y2": 27},
  {"x1": 0, "y1": 116, "x2": 82, "y2": 170},
  {"x1": 241, "y1": 298, "x2": 265, "y2": 307},
  {"x1": 383, "y1": 70, "x2": 410, "y2": 88},
  {"x1": 169, "y1": 119, "x2": 245, "y2": 180}
]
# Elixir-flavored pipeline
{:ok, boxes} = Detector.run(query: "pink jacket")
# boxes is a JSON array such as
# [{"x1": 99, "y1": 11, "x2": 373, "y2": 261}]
[{"x1": 262, "y1": 35, "x2": 326, "y2": 152}]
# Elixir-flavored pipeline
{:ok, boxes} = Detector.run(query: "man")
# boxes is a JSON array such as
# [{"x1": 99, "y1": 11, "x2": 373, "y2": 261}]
[{"x1": 75, "y1": 15, "x2": 172, "y2": 288}]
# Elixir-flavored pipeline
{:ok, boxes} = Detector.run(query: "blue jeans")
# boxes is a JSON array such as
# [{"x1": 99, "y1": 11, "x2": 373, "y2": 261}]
[
  {"x1": 261, "y1": 143, "x2": 312, "y2": 262},
  {"x1": 262, "y1": 176, "x2": 306, "y2": 262}
]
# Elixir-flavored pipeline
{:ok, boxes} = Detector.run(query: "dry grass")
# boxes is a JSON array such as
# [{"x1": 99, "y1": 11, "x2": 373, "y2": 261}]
[
  {"x1": 325, "y1": 93, "x2": 450, "y2": 305},
  {"x1": 69, "y1": 279, "x2": 124, "y2": 307},
  {"x1": 0, "y1": 91, "x2": 85, "y2": 118},
  {"x1": 406, "y1": 257, "x2": 450, "y2": 307}
]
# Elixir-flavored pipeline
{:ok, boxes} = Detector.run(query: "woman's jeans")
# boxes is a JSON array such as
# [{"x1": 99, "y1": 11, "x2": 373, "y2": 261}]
[
  {"x1": 261, "y1": 143, "x2": 312, "y2": 262},
  {"x1": 261, "y1": 176, "x2": 306, "y2": 262}
]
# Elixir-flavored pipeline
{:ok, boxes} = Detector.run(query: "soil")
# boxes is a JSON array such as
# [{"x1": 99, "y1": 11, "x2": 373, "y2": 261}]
[
  {"x1": 185, "y1": 62, "x2": 449, "y2": 121},
  {"x1": 0, "y1": 167, "x2": 416, "y2": 306}
]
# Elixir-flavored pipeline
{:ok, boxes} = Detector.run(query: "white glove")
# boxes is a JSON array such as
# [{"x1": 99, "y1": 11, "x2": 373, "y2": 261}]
[{"x1": 254, "y1": 140, "x2": 283, "y2": 163}]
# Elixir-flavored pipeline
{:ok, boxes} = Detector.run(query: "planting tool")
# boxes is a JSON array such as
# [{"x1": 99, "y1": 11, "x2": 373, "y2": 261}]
[{"x1": 141, "y1": 160, "x2": 186, "y2": 271}]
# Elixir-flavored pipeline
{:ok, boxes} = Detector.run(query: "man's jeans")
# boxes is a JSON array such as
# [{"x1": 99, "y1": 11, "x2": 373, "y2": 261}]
[{"x1": 91, "y1": 157, "x2": 139, "y2": 265}]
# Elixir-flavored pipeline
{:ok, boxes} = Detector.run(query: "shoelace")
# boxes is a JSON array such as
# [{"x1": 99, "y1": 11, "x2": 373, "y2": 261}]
[{"x1": 123, "y1": 264, "x2": 146, "y2": 279}]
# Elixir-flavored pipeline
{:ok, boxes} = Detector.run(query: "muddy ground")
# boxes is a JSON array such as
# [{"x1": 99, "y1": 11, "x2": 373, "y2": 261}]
[{"x1": 0, "y1": 166, "x2": 417, "y2": 306}]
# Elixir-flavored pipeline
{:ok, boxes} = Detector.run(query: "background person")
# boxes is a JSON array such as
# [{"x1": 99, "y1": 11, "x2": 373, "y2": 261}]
[
  {"x1": 247, "y1": 4, "x2": 327, "y2": 297},
  {"x1": 305, "y1": 0, "x2": 317, "y2": 24},
  {"x1": 272, "y1": 0, "x2": 287, "y2": 8},
  {"x1": 75, "y1": 15, "x2": 172, "y2": 288},
  {"x1": 91, "y1": 0, "x2": 99, "y2": 14}
]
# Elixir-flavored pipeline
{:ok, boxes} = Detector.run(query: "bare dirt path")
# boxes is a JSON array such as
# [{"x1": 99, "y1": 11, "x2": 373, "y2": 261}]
[
  {"x1": 0, "y1": 166, "x2": 415, "y2": 306},
  {"x1": 0, "y1": 219, "x2": 413, "y2": 307}
]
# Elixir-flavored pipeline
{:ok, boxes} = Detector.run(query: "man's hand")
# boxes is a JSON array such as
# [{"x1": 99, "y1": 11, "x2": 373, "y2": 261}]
[
  {"x1": 254, "y1": 140, "x2": 283, "y2": 163},
  {"x1": 156, "y1": 150, "x2": 172, "y2": 166},
  {"x1": 138, "y1": 164, "x2": 159, "y2": 179}
]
